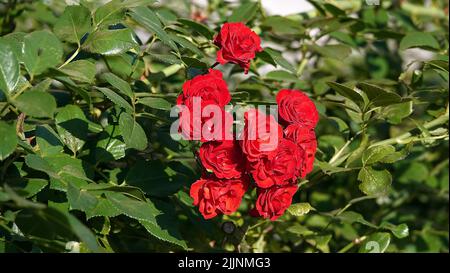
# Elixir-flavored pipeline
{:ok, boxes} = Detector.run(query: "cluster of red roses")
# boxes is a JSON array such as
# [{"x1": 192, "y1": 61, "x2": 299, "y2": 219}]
[{"x1": 176, "y1": 22, "x2": 319, "y2": 221}]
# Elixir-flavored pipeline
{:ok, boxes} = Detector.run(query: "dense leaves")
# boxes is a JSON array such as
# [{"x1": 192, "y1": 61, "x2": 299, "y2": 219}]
[{"x1": 0, "y1": 0, "x2": 448, "y2": 253}]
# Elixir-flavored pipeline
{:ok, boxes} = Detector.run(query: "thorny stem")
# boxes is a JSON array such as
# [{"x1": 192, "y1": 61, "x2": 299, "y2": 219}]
[
  {"x1": 337, "y1": 235, "x2": 367, "y2": 253},
  {"x1": 296, "y1": 57, "x2": 309, "y2": 77},
  {"x1": 327, "y1": 103, "x2": 448, "y2": 168},
  {"x1": 369, "y1": 104, "x2": 449, "y2": 149},
  {"x1": 211, "y1": 62, "x2": 220, "y2": 69},
  {"x1": 247, "y1": 219, "x2": 270, "y2": 231},
  {"x1": 334, "y1": 196, "x2": 377, "y2": 217},
  {"x1": 328, "y1": 131, "x2": 361, "y2": 165}
]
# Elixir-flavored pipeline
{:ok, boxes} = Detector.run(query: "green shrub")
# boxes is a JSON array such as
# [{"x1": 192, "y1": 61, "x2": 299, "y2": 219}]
[{"x1": 0, "y1": 0, "x2": 448, "y2": 253}]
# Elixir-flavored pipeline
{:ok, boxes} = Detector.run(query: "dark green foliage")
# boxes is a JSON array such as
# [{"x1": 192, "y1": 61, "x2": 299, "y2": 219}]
[{"x1": 0, "y1": 0, "x2": 448, "y2": 253}]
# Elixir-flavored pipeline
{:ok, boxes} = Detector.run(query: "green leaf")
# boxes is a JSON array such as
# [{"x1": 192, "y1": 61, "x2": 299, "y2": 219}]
[
  {"x1": 287, "y1": 203, "x2": 314, "y2": 216},
  {"x1": 359, "y1": 232, "x2": 391, "y2": 253},
  {"x1": 106, "y1": 192, "x2": 159, "y2": 224},
  {"x1": 327, "y1": 116, "x2": 349, "y2": 133},
  {"x1": 15, "y1": 207, "x2": 102, "y2": 252},
  {"x1": 263, "y1": 48, "x2": 296, "y2": 74},
  {"x1": 65, "y1": 211, "x2": 103, "y2": 252},
  {"x1": 54, "y1": 5, "x2": 92, "y2": 44},
  {"x1": 82, "y1": 183, "x2": 146, "y2": 201},
  {"x1": 30, "y1": 78, "x2": 52, "y2": 92},
  {"x1": 0, "y1": 121, "x2": 18, "y2": 161},
  {"x1": 23, "y1": 31, "x2": 63, "y2": 76},
  {"x1": 0, "y1": 40, "x2": 20, "y2": 94},
  {"x1": 379, "y1": 144, "x2": 411, "y2": 164},
  {"x1": 130, "y1": 7, "x2": 178, "y2": 51},
  {"x1": 306, "y1": 234, "x2": 332, "y2": 253},
  {"x1": 3, "y1": 184, "x2": 46, "y2": 209},
  {"x1": 105, "y1": 53, "x2": 145, "y2": 79},
  {"x1": 256, "y1": 50, "x2": 277, "y2": 67},
  {"x1": 1, "y1": 32, "x2": 26, "y2": 63},
  {"x1": 24, "y1": 154, "x2": 57, "y2": 177},
  {"x1": 308, "y1": 44, "x2": 352, "y2": 60},
  {"x1": 362, "y1": 145, "x2": 396, "y2": 165},
  {"x1": 287, "y1": 224, "x2": 314, "y2": 236},
  {"x1": 121, "y1": 0, "x2": 156, "y2": 7},
  {"x1": 168, "y1": 34, "x2": 204, "y2": 57},
  {"x1": 327, "y1": 82, "x2": 365, "y2": 108},
  {"x1": 228, "y1": 1, "x2": 259, "y2": 23},
  {"x1": 358, "y1": 167, "x2": 392, "y2": 196},
  {"x1": 96, "y1": 87, "x2": 133, "y2": 112},
  {"x1": 425, "y1": 59, "x2": 449, "y2": 73},
  {"x1": 358, "y1": 82, "x2": 402, "y2": 107},
  {"x1": 139, "y1": 199, "x2": 187, "y2": 249},
  {"x1": 59, "y1": 60, "x2": 96, "y2": 83},
  {"x1": 9, "y1": 178, "x2": 48, "y2": 198},
  {"x1": 182, "y1": 56, "x2": 207, "y2": 69},
  {"x1": 399, "y1": 162, "x2": 429, "y2": 184},
  {"x1": 53, "y1": 76, "x2": 92, "y2": 106},
  {"x1": 45, "y1": 154, "x2": 91, "y2": 191},
  {"x1": 36, "y1": 125, "x2": 64, "y2": 156},
  {"x1": 102, "y1": 72, "x2": 134, "y2": 99},
  {"x1": 177, "y1": 18, "x2": 214, "y2": 40},
  {"x1": 137, "y1": 97, "x2": 172, "y2": 110},
  {"x1": 119, "y1": 112, "x2": 148, "y2": 151},
  {"x1": 337, "y1": 211, "x2": 377, "y2": 228},
  {"x1": 262, "y1": 16, "x2": 304, "y2": 35},
  {"x1": 14, "y1": 91, "x2": 57, "y2": 118},
  {"x1": 67, "y1": 182, "x2": 98, "y2": 212},
  {"x1": 380, "y1": 222, "x2": 409, "y2": 239},
  {"x1": 55, "y1": 105, "x2": 88, "y2": 155},
  {"x1": 95, "y1": 125, "x2": 126, "y2": 161},
  {"x1": 323, "y1": 3, "x2": 346, "y2": 17},
  {"x1": 399, "y1": 32, "x2": 440, "y2": 51},
  {"x1": 25, "y1": 154, "x2": 91, "y2": 191},
  {"x1": 265, "y1": 70, "x2": 298, "y2": 82},
  {"x1": 94, "y1": 0, "x2": 125, "y2": 27},
  {"x1": 85, "y1": 196, "x2": 121, "y2": 219},
  {"x1": 84, "y1": 28, "x2": 138, "y2": 56},
  {"x1": 140, "y1": 220, "x2": 187, "y2": 250},
  {"x1": 329, "y1": 31, "x2": 357, "y2": 47},
  {"x1": 380, "y1": 101, "x2": 413, "y2": 124},
  {"x1": 125, "y1": 160, "x2": 186, "y2": 197},
  {"x1": 149, "y1": 53, "x2": 182, "y2": 65}
]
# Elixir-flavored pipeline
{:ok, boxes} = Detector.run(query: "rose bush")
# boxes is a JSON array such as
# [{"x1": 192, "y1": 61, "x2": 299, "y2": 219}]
[{"x1": 0, "y1": 0, "x2": 448, "y2": 253}]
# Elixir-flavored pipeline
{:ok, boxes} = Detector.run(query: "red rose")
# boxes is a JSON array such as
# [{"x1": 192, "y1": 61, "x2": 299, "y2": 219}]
[
  {"x1": 177, "y1": 69, "x2": 231, "y2": 108},
  {"x1": 284, "y1": 124, "x2": 317, "y2": 177},
  {"x1": 249, "y1": 139, "x2": 304, "y2": 188},
  {"x1": 214, "y1": 22, "x2": 263, "y2": 74},
  {"x1": 178, "y1": 107, "x2": 233, "y2": 142},
  {"x1": 177, "y1": 69, "x2": 232, "y2": 141},
  {"x1": 253, "y1": 185, "x2": 298, "y2": 221},
  {"x1": 276, "y1": 89, "x2": 319, "y2": 128},
  {"x1": 199, "y1": 140, "x2": 245, "y2": 179},
  {"x1": 240, "y1": 108, "x2": 283, "y2": 162},
  {"x1": 190, "y1": 176, "x2": 249, "y2": 219}
]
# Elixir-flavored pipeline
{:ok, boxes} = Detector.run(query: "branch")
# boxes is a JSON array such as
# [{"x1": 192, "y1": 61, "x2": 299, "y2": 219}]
[{"x1": 369, "y1": 104, "x2": 449, "y2": 149}]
